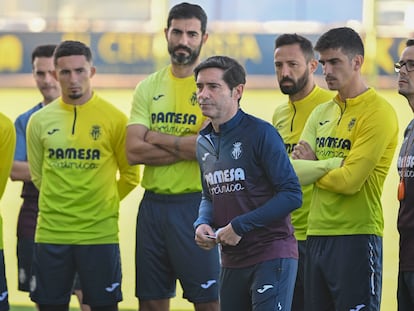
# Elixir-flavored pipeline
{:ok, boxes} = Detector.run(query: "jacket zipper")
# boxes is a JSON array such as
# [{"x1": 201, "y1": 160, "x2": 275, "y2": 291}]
[{"x1": 72, "y1": 106, "x2": 77, "y2": 135}]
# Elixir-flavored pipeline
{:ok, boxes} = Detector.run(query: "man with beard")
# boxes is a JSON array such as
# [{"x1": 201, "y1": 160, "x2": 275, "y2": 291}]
[
  {"x1": 126, "y1": 3, "x2": 219, "y2": 311},
  {"x1": 272, "y1": 34, "x2": 333, "y2": 311}
]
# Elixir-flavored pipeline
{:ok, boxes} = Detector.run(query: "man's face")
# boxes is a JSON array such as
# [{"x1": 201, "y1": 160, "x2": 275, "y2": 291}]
[
  {"x1": 397, "y1": 46, "x2": 414, "y2": 99},
  {"x1": 196, "y1": 67, "x2": 242, "y2": 125},
  {"x1": 54, "y1": 55, "x2": 95, "y2": 103},
  {"x1": 318, "y1": 48, "x2": 356, "y2": 91},
  {"x1": 32, "y1": 56, "x2": 60, "y2": 104},
  {"x1": 165, "y1": 18, "x2": 206, "y2": 66},
  {"x1": 274, "y1": 43, "x2": 310, "y2": 95}
]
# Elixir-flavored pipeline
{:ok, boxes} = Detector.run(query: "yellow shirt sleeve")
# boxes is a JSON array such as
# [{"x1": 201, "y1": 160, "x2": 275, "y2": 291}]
[{"x1": 0, "y1": 113, "x2": 16, "y2": 198}]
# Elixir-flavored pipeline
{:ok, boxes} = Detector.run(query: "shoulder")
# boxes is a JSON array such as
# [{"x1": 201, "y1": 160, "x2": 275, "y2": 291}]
[
  {"x1": 29, "y1": 100, "x2": 58, "y2": 122},
  {"x1": 94, "y1": 94, "x2": 127, "y2": 121},
  {"x1": 365, "y1": 89, "x2": 397, "y2": 119},
  {"x1": 0, "y1": 112, "x2": 13, "y2": 128},
  {"x1": 16, "y1": 103, "x2": 43, "y2": 122},
  {"x1": 136, "y1": 66, "x2": 170, "y2": 88},
  {"x1": 242, "y1": 112, "x2": 278, "y2": 136}
]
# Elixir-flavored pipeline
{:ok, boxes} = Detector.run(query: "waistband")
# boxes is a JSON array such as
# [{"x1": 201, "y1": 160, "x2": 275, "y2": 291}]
[{"x1": 143, "y1": 190, "x2": 201, "y2": 203}]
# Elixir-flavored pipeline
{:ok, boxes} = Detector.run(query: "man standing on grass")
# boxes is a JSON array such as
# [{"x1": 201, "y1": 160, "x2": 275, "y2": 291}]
[
  {"x1": 395, "y1": 38, "x2": 414, "y2": 311},
  {"x1": 11, "y1": 44, "x2": 91, "y2": 311},
  {"x1": 0, "y1": 112, "x2": 16, "y2": 311},
  {"x1": 194, "y1": 55, "x2": 302, "y2": 311},
  {"x1": 292, "y1": 27, "x2": 398, "y2": 311},
  {"x1": 126, "y1": 3, "x2": 219, "y2": 311},
  {"x1": 272, "y1": 33, "x2": 333, "y2": 311},
  {"x1": 27, "y1": 40, "x2": 140, "y2": 311}
]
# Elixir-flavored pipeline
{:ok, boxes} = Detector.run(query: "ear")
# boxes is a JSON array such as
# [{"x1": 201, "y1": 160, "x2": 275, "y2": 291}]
[
  {"x1": 309, "y1": 58, "x2": 319, "y2": 74},
  {"x1": 90, "y1": 66, "x2": 96, "y2": 78},
  {"x1": 164, "y1": 28, "x2": 168, "y2": 40},
  {"x1": 202, "y1": 33, "x2": 209, "y2": 44},
  {"x1": 353, "y1": 54, "x2": 364, "y2": 71},
  {"x1": 233, "y1": 84, "x2": 244, "y2": 100}
]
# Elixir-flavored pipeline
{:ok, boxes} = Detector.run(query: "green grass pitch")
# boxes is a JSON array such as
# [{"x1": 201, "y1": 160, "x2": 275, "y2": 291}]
[{"x1": 0, "y1": 87, "x2": 410, "y2": 310}]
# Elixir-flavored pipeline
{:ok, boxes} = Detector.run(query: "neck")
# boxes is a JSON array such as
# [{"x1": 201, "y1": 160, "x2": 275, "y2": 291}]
[
  {"x1": 171, "y1": 62, "x2": 198, "y2": 78},
  {"x1": 338, "y1": 81, "x2": 368, "y2": 101},
  {"x1": 289, "y1": 83, "x2": 315, "y2": 102}
]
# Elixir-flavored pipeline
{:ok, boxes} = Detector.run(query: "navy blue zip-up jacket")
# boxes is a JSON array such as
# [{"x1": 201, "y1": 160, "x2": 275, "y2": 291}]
[{"x1": 194, "y1": 109, "x2": 302, "y2": 268}]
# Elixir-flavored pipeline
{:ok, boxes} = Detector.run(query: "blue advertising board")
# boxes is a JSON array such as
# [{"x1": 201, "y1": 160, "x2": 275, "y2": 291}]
[{"x1": 0, "y1": 32, "x2": 406, "y2": 77}]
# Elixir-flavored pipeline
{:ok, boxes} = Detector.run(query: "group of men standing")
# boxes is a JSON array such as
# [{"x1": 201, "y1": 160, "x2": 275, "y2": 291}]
[{"x1": 0, "y1": 1, "x2": 413, "y2": 311}]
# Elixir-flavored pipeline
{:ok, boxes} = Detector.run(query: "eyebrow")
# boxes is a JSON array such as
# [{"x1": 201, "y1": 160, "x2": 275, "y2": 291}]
[{"x1": 319, "y1": 57, "x2": 340, "y2": 64}]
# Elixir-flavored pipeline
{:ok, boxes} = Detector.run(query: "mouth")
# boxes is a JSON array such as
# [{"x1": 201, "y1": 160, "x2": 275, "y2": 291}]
[
  {"x1": 280, "y1": 81, "x2": 293, "y2": 87},
  {"x1": 174, "y1": 46, "x2": 191, "y2": 55}
]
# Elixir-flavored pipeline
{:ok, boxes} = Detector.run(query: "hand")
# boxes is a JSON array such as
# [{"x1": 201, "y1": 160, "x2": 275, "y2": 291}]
[
  {"x1": 195, "y1": 224, "x2": 218, "y2": 250},
  {"x1": 216, "y1": 224, "x2": 241, "y2": 246},
  {"x1": 292, "y1": 140, "x2": 317, "y2": 160}
]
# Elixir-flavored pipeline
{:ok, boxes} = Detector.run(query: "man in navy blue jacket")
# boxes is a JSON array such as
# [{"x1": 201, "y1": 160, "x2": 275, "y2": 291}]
[{"x1": 193, "y1": 55, "x2": 302, "y2": 311}]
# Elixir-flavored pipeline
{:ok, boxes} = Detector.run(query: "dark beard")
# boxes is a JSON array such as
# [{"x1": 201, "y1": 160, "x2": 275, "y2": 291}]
[
  {"x1": 168, "y1": 44, "x2": 202, "y2": 66},
  {"x1": 69, "y1": 93, "x2": 83, "y2": 100},
  {"x1": 279, "y1": 69, "x2": 309, "y2": 95}
]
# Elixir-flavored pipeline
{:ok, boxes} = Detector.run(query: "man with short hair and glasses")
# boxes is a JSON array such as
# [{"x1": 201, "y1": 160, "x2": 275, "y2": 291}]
[{"x1": 395, "y1": 38, "x2": 414, "y2": 311}]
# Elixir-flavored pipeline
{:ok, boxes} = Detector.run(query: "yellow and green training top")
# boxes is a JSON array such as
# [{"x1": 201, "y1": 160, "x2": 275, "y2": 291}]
[
  {"x1": 0, "y1": 112, "x2": 16, "y2": 249},
  {"x1": 27, "y1": 93, "x2": 140, "y2": 245},
  {"x1": 128, "y1": 64, "x2": 206, "y2": 194},
  {"x1": 297, "y1": 88, "x2": 398, "y2": 236},
  {"x1": 272, "y1": 85, "x2": 333, "y2": 240}
]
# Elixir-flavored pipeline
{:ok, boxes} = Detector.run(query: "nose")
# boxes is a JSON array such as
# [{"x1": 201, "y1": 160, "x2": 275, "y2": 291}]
[
  {"x1": 44, "y1": 72, "x2": 54, "y2": 83},
  {"x1": 178, "y1": 33, "x2": 190, "y2": 46},
  {"x1": 197, "y1": 87, "x2": 209, "y2": 102},
  {"x1": 321, "y1": 63, "x2": 331, "y2": 75},
  {"x1": 280, "y1": 64, "x2": 291, "y2": 77}
]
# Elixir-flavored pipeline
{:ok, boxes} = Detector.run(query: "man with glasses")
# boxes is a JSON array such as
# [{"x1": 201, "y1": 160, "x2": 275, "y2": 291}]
[{"x1": 395, "y1": 38, "x2": 414, "y2": 311}]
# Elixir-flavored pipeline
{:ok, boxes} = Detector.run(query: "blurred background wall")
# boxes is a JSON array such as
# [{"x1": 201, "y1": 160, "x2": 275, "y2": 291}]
[{"x1": 0, "y1": 0, "x2": 412, "y2": 89}]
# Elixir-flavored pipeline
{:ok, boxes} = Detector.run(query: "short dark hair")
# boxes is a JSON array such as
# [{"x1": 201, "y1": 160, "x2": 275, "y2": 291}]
[
  {"x1": 31, "y1": 44, "x2": 57, "y2": 65},
  {"x1": 53, "y1": 40, "x2": 92, "y2": 65},
  {"x1": 315, "y1": 27, "x2": 364, "y2": 59},
  {"x1": 406, "y1": 39, "x2": 414, "y2": 47},
  {"x1": 167, "y1": 2, "x2": 207, "y2": 34},
  {"x1": 194, "y1": 55, "x2": 246, "y2": 89},
  {"x1": 275, "y1": 33, "x2": 315, "y2": 62}
]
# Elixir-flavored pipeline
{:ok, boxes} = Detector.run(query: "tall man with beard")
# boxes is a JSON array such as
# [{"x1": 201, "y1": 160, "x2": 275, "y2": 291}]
[
  {"x1": 272, "y1": 34, "x2": 333, "y2": 311},
  {"x1": 126, "y1": 3, "x2": 219, "y2": 311}
]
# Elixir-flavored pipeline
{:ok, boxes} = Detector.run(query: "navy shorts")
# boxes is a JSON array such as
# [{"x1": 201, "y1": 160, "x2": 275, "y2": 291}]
[
  {"x1": 136, "y1": 191, "x2": 220, "y2": 303},
  {"x1": 17, "y1": 238, "x2": 34, "y2": 292},
  {"x1": 0, "y1": 251, "x2": 9, "y2": 311},
  {"x1": 398, "y1": 270, "x2": 414, "y2": 311},
  {"x1": 220, "y1": 258, "x2": 297, "y2": 311},
  {"x1": 30, "y1": 243, "x2": 122, "y2": 307},
  {"x1": 305, "y1": 235, "x2": 382, "y2": 311},
  {"x1": 18, "y1": 238, "x2": 83, "y2": 294},
  {"x1": 291, "y1": 239, "x2": 306, "y2": 311}
]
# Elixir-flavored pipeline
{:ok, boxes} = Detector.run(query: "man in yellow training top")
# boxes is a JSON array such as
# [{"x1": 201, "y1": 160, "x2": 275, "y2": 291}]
[
  {"x1": 0, "y1": 112, "x2": 16, "y2": 311},
  {"x1": 272, "y1": 33, "x2": 333, "y2": 311},
  {"x1": 27, "y1": 40, "x2": 140, "y2": 311}
]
